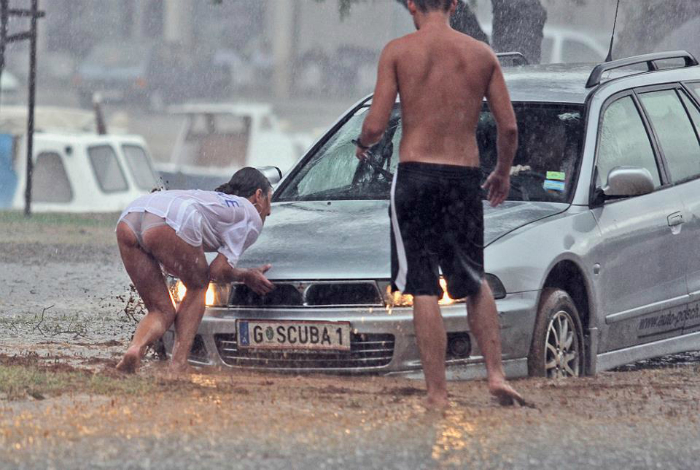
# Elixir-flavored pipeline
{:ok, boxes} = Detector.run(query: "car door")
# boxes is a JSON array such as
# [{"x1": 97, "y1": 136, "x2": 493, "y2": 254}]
[
  {"x1": 590, "y1": 93, "x2": 689, "y2": 352},
  {"x1": 648, "y1": 83, "x2": 700, "y2": 334}
]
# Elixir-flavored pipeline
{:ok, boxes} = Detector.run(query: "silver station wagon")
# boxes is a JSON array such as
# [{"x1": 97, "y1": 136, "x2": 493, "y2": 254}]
[{"x1": 165, "y1": 51, "x2": 700, "y2": 380}]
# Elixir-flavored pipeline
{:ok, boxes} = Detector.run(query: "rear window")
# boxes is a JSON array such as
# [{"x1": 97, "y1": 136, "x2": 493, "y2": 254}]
[
  {"x1": 687, "y1": 82, "x2": 700, "y2": 102},
  {"x1": 88, "y1": 145, "x2": 128, "y2": 193},
  {"x1": 122, "y1": 144, "x2": 158, "y2": 190},
  {"x1": 175, "y1": 113, "x2": 252, "y2": 168}
]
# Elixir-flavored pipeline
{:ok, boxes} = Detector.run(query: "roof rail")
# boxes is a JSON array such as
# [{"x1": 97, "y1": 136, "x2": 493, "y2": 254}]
[
  {"x1": 585, "y1": 50, "x2": 699, "y2": 88},
  {"x1": 496, "y1": 52, "x2": 529, "y2": 67}
]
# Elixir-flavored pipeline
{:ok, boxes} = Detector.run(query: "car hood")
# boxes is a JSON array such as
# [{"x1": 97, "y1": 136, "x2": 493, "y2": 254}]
[{"x1": 234, "y1": 200, "x2": 567, "y2": 280}]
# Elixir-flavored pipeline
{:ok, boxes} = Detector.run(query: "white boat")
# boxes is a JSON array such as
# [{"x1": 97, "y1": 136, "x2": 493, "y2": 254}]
[
  {"x1": 0, "y1": 106, "x2": 161, "y2": 213},
  {"x1": 156, "y1": 103, "x2": 311, "y2": 190}
]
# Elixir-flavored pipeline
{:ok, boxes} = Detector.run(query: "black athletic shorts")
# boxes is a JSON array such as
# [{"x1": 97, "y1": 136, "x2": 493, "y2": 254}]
[{"x1": 390, "y1": 161, "x2": 484, "y2": 299}]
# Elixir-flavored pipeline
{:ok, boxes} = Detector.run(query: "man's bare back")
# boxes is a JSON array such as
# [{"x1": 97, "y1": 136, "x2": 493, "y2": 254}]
[{"x1": 393, "y1": 28, "x2": 496, "y2": 166}]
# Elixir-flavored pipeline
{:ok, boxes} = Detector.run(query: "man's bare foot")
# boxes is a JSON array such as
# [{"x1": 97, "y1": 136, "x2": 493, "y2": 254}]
[
  {"x1": 423, "y1": 393, "x2": 450, "y2": 412},
  {"x1": 116, "y1": 347, "x2": 141, "y2": 373},
  {"x1": 489, "y1": 381, "x2": 534, "y2": 408}
]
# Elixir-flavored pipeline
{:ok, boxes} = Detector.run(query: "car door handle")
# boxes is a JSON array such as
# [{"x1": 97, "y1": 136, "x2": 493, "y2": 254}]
[{"x1": 667, "y1": 212, "x2": 684, "y2": 227}]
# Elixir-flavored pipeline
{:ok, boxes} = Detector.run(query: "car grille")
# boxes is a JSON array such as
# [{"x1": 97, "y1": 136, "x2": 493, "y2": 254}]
[
  {"x1": 228, "y1": 281, "x2": 383, "y2": 307},
  {"x1": 188, "y1": 334, "x2": 208, "y2": 363},
  {"x1": 214, "y1": 332, "x2": 394, "y2": 370}
]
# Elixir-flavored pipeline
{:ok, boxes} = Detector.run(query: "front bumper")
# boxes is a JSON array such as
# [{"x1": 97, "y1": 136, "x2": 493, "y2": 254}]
[{"x1": 163, "y1": 291, "x2": 539, "y2": 376}]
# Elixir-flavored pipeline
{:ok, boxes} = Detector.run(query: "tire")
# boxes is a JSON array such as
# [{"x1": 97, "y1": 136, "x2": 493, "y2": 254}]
[{"x1": 528, "y1": 288, "x2": 584, "y2": 378}]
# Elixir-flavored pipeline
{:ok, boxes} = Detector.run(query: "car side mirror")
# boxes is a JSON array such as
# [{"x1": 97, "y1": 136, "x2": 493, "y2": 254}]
[
  {"x1": 592, "y1": 166, "x2": 655, "y2": 206},
  {"x1": 257, "y1": 166, "x2": 283, "y2": 185}
]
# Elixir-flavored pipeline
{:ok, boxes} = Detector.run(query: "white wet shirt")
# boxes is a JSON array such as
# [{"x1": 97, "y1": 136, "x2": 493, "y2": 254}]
[{"x1": 119, "y1": 190, "x2": 263, "y2": 268}]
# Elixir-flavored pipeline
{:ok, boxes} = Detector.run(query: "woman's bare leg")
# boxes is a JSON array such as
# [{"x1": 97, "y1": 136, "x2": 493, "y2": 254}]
[
  {"x1": 115, "y1": 222, "x2": 177, "y2": 373},
  {"x1": 141, "y1": 225, "x2": 209, "y2": 373}
]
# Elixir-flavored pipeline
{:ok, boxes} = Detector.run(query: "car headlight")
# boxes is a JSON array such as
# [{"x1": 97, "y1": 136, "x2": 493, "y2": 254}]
[
  {"x1": 383, "y1": 278, "x2": 464, "y2": 308},
  {"x1": 381, "y1": 275, "x2": 506, "y2": 307},
  {"x1": 168, "y1": 279, "x2": 231, "y2": 307}
]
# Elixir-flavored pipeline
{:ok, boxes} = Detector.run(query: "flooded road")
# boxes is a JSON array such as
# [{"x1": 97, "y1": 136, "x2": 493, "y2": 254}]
[{"x1": 1, "y1": 212, "x2": 699, "y2": 469}]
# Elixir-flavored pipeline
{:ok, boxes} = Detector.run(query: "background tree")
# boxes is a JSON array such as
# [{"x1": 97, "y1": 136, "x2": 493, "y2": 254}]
[
  {"x1": 616, "y1": 0, "x2": 700, "y2": 59},
  {"x1": 331, "y1": 0, "x2": 547, "y2": 63}
]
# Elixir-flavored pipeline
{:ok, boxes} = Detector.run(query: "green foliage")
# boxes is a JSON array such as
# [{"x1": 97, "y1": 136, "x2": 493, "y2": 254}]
[
  {"x1": 0, "y1": 210, "x2": 118, "y2": 227},
  {"x1": 0, "y1": 362, "x2": 154, "y2": 400}
]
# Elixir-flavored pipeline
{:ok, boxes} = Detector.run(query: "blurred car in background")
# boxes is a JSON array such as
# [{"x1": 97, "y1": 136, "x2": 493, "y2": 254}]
[
  {"x1": 74, "y1": 41, "x2": 231, "y2": 109},
  {"x1": 482, "y1": 24, "x2": 607, "y2": 64}
]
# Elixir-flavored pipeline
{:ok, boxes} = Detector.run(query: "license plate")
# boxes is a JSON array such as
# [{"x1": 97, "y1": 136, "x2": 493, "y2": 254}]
[{"x1": 237, "y1": 320, "x2": 351, "y2": 351}]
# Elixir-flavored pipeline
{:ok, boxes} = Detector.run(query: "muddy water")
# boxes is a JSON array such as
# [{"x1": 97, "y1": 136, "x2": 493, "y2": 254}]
[
  {"x1": 0, "y1": 214, "x2": 135, "y2": 364},
  {"x1": 1, "y1": 213, "x2": 700, "y2": 469}
]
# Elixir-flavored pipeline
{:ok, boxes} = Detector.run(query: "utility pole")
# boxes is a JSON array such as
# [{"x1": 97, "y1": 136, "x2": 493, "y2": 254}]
[{"x1": 0, "y1": 0, "x2": 44, "y2": 217}]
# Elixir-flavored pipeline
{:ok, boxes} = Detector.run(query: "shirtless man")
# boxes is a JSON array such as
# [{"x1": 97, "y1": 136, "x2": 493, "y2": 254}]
[{"x1": 356, "y1": 0, "x2": 523, "y2": 409}]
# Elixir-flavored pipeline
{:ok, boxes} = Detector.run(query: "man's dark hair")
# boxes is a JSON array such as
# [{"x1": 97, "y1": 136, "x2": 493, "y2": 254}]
[
  {"x1": 215, "y1": 167, "x2": 272, "y2": 198},
  {"x1": 412, "y1": 0, "x2": 453, "y2": 13}
]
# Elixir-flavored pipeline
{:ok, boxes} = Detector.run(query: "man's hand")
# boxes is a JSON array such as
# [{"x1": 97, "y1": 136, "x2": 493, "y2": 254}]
[
  {"x1": 482, "y1": 170, "x2": 510, "y2": 207},
  {"x1": 242, "y1": 264, "x2": 275, "y2": 296},
  {"x1": 355, "y1": 144, "x2": 369, "y2": 161}
]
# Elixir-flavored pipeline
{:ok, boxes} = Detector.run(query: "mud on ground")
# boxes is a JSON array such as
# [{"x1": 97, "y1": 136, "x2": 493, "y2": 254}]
[{"x1": 1, "y1": 211, "x2": 699, "y2": 469}]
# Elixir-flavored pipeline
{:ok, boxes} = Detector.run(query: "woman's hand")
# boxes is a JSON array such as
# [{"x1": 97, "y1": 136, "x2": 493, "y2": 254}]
[{"x1": 243, "y1": 264, "x2": 275, "y2": 296}]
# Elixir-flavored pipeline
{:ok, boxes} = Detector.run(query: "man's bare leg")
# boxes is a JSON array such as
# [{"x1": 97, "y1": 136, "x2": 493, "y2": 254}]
[
  {"x1": 467, "y1": 280, "x2": 525, "y2": 405},
  {"x1": 413, "y1": 295, "x2": 449, "y2": 409}
]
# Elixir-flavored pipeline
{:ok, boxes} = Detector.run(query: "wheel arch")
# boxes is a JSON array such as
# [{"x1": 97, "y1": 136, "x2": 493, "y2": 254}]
[{"x1": 540, "y1": 258, "x2": 596, "y2": 375}]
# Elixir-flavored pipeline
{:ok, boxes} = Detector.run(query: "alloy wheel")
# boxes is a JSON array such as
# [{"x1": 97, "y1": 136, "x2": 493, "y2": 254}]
[{"x1": 544, "y1": 310, "x2": 580, "y2": 378}]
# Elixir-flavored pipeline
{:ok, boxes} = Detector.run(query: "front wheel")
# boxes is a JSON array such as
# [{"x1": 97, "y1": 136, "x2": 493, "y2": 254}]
[{"x1": 528, "y1": 288, "x2": 584, "y2": 378}]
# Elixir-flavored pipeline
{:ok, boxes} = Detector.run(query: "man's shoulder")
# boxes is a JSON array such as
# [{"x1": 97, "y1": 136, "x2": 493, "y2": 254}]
[
  {"x1": 383, "y1": 34, "x2": 414, "y2": 53},
  {"x1": 455, "y1": 33, "x2": 497, "y2": 59}
]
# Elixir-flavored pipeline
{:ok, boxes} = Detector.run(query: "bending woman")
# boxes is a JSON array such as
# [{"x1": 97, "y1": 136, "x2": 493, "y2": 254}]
[{"x1": 115, "y1": 167, "x2": 274, "y2": 373}]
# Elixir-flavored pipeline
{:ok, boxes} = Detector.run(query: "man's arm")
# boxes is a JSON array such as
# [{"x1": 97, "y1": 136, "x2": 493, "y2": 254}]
[
  {"x1": 482, "y1": 54, "x2": 518, "y2": 207},
  {"x1": 209, "y1": 254, "x2": 274, "y2": 295},
  {"x1": 356, "y1": 41, "x2": 399, "y2": 159}
]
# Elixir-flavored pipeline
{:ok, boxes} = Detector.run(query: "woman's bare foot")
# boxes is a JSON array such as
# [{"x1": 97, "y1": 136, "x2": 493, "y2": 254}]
[
  {"x1": 489, "y1": 380, "x2": 534, "y2": 408},
  {"x1": 168, "y1": 361, "x2": 193, "y2": 377},
  {"x1": 116, "y1": 347, "x2": 141, "y2": 373}
]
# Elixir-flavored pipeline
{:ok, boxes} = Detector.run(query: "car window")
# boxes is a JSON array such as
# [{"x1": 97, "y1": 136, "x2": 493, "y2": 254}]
[
  {"x1": 596, "y1": 96, "x2": 661, "y2": 189},
  {"x1": 686, "y1": 82, "x2": 700, "y2": 101},
  {"x1": 33, "y1": 152, "x2": 72, "y2": 203},
  {"x1": 561, "y1": 39, "x2": 603, "y2": 63},
  {"x1": 122, "y1": 145, "x2": 158, "y2": 190},
  {"x1": 88, "y1": 145, "x2": 128, "y2": 193},
  {"x1": 679, "y1": 91, "x2": 700, "y2": 138},
  {"x1": 639, "y1": 90, "x2": 700, "y2": 184},
  {"x1": 277, "y1": 103, "x2": 584, "y2": 203}
]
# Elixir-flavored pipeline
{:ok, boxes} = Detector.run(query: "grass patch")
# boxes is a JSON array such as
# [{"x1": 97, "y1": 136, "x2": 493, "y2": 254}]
[
  {"x1": 0, "y1": 210, "x2": 119, "y2": 228},
  {"x1": 0, "y1": 361, "x2": 155, "y2": 401}
]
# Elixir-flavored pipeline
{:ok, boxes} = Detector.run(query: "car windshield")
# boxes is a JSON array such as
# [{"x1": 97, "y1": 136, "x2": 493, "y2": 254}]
[{"x1": 276, "y1": 103, "x2": 584, "y2": 203}]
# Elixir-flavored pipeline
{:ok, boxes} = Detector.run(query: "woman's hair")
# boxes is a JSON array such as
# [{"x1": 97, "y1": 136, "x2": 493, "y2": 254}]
[{"x1": 215, "y1": 167, "x2": 272, "y2": 198}]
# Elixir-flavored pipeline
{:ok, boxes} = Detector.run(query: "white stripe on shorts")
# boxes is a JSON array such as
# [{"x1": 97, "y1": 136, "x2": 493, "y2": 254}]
[{"x1": 390, "y1": 168, "x2": 408, "y2": 292}]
